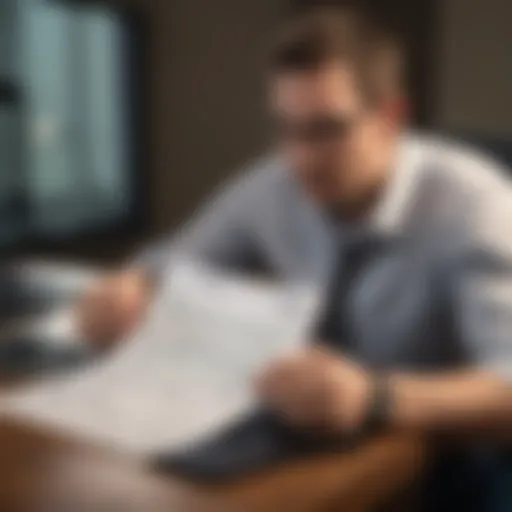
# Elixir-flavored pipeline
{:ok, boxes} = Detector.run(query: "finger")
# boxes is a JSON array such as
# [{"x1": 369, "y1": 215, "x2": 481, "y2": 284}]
[
  {"x1": 263, "y1": 374, "x2": 320, "y2": 419},
  {"x1": 256, "y1": 359, "x2": 297, "y2": 395},
  {"x1": 274, "y1": 388, "x2": 330, "y2": 428}
]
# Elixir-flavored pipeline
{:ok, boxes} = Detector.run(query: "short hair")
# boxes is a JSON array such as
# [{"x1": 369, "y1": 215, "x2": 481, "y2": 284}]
[{"x1": 269, "y1": 7, "x2": 406, "y2": 104}]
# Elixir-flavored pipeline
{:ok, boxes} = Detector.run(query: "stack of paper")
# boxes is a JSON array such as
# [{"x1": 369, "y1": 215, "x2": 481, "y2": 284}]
[{"x1": 0, "y1": 259, "x2": 319, "y2": 455}]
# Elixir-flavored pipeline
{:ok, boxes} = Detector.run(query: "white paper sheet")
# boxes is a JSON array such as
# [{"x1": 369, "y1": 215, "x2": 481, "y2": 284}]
[{"x1": 0, "y1": 259, "x2": 319, "y2": 455}]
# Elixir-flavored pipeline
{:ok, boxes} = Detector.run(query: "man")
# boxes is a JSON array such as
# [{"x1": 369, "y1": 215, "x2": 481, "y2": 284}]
[{"x1": 78, "y1": 7, "x2": 511, "y2": 508}]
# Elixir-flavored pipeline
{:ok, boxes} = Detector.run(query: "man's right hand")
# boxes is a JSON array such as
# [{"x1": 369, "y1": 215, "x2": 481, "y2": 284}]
[{"x1": 75, "y1": 269, "x2": 153, "y2": 348}]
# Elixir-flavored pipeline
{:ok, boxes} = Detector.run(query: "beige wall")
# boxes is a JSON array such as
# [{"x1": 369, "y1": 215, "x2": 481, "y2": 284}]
[
  {"x1": 112, "y1": 0, "x2": 287, "y2": 235},
  {"x1": 433, "y1": 0, "x2": 512, "y2": 135}
]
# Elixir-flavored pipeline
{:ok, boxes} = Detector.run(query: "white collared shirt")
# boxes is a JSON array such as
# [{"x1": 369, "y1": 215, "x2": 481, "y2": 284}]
[{"x1": 140, "y1": 131, "x2": 512, "y2": 380}]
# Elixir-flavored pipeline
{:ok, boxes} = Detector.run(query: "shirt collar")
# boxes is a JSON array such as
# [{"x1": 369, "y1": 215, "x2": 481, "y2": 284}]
[
  {"x1": 366, "y1": 132, "x2": 424, "y2": 237},
  {"x1": 287, "y1": 131, "x2": 424, "y2": 241}
]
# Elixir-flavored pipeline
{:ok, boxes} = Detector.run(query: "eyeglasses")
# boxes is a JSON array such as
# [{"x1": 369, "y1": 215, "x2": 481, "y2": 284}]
[{"x1": 274, "y1": 113, "x2": 363, "y2": 145}]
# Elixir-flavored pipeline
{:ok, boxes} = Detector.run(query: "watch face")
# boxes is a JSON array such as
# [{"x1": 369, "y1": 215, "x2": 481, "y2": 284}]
[{"x1": 362, "y1": 376, "x2": 391, "y2": 435}]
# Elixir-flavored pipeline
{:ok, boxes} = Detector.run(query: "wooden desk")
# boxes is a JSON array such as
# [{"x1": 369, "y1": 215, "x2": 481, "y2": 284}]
[{"x1": 0, "y1": 418, "x2": 426, "y2": 512}]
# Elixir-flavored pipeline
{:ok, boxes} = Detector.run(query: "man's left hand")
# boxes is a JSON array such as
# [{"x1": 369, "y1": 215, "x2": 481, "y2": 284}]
[{"x1": 256, "y1": 348, "x2": 374, "y2": 434}]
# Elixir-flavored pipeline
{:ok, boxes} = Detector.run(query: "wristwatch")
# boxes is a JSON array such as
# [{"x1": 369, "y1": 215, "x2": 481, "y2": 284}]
[{"x1": 361, "y1": 373, "x2": 393, "y2": 435}]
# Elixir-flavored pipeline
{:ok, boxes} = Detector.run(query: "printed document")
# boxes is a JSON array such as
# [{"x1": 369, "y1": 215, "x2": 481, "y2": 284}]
[{"x1": 0, "y1": 259, "x2": 318, "y2": 455}]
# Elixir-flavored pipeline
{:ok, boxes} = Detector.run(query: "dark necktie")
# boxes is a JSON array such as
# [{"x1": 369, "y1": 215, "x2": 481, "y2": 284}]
[
  {"x1": 160, "y1": 238, "x2": 384, "y2": 481},
  {"x1": 315, "y1": 238, "x2": 379, "y2": 353}
]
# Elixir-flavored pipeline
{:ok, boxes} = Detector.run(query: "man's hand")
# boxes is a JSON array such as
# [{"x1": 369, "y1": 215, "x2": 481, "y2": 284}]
[
  {"x1": 75, "y1": 269, "x2": 153, "y2": 348},
  {"x1": 257, "y1": 348, "x2": 373, "y2": 434}
]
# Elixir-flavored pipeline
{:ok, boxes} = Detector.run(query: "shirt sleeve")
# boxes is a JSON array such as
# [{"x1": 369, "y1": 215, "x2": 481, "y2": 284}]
[{"x1": 453, "y1": 185, "x2": 512, "y2": 382}]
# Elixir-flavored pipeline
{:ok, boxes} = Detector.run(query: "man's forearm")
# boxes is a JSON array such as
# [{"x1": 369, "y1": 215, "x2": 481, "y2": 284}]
[{"x1": 387, "y1": 371, "x2": 512, "y2": 438}]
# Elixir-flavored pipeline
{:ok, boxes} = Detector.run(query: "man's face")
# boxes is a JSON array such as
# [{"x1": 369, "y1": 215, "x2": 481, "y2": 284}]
[{"x1": 270, "y1": 61, "x2": 402, "y2": 208}]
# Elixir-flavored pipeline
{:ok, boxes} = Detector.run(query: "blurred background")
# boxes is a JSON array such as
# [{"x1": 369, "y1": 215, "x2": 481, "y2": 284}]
[{"x1": 0, "y1": 0, "x2": 510, "y2": 266}]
